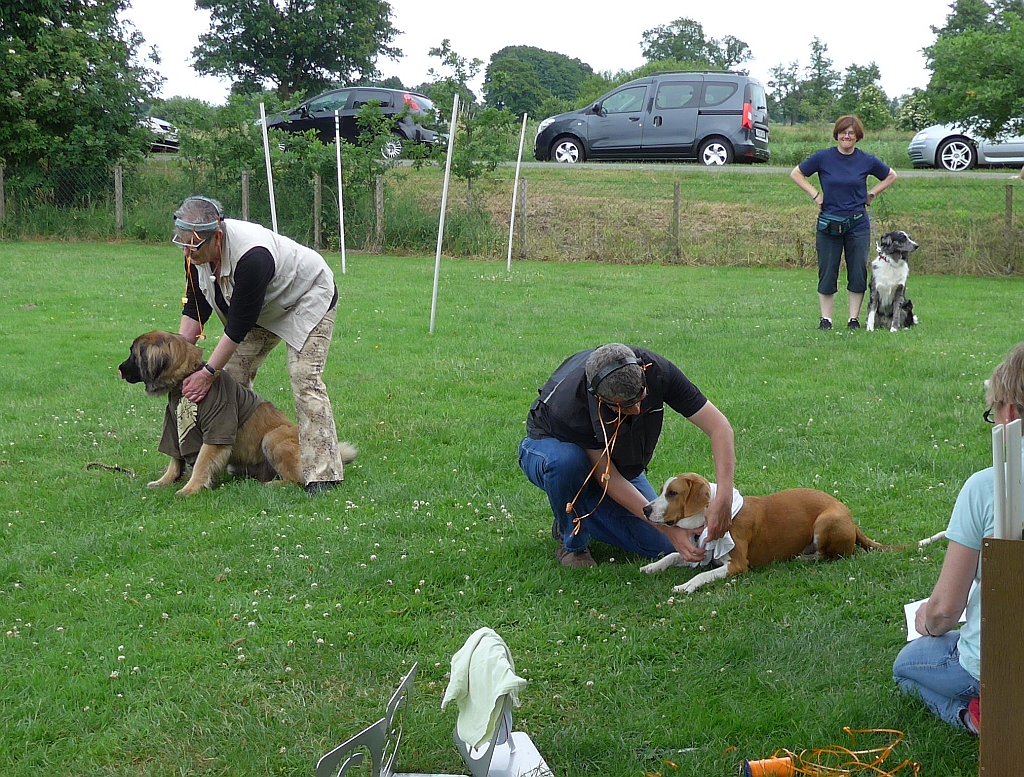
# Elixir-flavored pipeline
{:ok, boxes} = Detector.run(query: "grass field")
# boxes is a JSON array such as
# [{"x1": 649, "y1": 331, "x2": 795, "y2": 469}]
[{"x1": 2, "y1": 241, "x2": 1019, "y2": 775}]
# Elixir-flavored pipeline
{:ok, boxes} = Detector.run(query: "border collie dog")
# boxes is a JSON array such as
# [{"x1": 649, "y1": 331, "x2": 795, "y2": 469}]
[{"x1": 867, "y1": 231, "x2": 919, "y2": 332}]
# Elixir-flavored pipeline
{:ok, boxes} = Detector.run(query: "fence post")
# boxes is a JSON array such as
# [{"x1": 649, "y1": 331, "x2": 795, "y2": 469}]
[
  {"x1": 114, "y1": 165, "x2": 123, "y2": 232},
  {"x1": 0, "y1": 163, "x2": 5, "y2": 223},
  {"x1": 313, "y1": 173, "x2": 322, "y2": 249},
  {"x1": 517, "y1": 177, "x2": 527, "y2": 259},
  {"x1": 1006, "y1": 184, "x2": 1014, "y2": 273},
  {"x1": 673, "y1": 182, "x2": 681, "y2": 260},
  {"x1": 241, "y1": 170, "x2": 250, "y2": 221},
  {"x1": 374, "y1": 175, "x2": 385, "y2": 252}
]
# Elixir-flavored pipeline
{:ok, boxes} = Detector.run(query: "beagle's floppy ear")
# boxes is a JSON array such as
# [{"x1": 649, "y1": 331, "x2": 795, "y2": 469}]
[{"x1": 679, "y1": 473, "x2": 712, "y2": 518}]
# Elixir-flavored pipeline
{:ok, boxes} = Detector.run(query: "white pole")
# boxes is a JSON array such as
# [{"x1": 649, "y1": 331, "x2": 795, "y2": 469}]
[
  {"x1": 259, "y1": 102, "x2": 279, "y2": 233},
  {"x1": 1006, "y1": 418, "x2": 1023, "y2": 539},
  {"x1": 993, "y1": 424, "x2": 1007, "y2": 538},
  {"x1": 429, "y1": 92, "x2": 459, "y2": 335},
  {"x1": 335, "y1": 110, "x2": 347, "y2": 275},
  {"x1": 506, "y1": 112, "x2": 528, "y2": 273}
]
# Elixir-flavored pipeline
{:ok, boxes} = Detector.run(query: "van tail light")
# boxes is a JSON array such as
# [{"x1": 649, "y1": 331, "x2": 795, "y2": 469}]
[{"x1": 742, "y1": 102, "x2": 753, "y2": 130}]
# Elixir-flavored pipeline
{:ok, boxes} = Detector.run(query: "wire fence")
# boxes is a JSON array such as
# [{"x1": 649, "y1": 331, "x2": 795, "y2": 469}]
[{"x1": 2, "y1": 161, "x2": 1022, "y2": 276}]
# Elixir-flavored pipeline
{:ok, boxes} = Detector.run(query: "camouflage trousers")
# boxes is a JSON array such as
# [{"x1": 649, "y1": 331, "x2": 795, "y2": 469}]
[{"x1": 224, "y1": 308, "x2": 345, "y2": 485}]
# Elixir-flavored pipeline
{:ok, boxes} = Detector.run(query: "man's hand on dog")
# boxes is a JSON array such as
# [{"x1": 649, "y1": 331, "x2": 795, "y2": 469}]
[
  {"x1": 704, "y1": 497, "x2": 732, "y2": 541},
  {"x1": 662, "y1": 524, "x2": 706, "y2": 563},
  {"x1": 182, "y1": 368, "x2": 215, "y2": 403}
]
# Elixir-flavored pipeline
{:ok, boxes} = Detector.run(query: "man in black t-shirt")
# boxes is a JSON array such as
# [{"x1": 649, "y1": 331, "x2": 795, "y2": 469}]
[{"x1": 519, "y1": 344, "x2": 735, "y2": 568}]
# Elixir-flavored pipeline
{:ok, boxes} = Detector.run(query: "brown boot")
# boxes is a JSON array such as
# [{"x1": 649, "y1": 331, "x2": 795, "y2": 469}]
[{"x1": 555, "y1": 543, "x2": 597, "y2": 568}]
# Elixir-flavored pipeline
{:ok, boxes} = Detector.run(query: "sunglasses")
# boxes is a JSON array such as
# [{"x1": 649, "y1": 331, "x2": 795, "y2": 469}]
[
  {"x1": 599, "y1": 386, "x2": 647, "y2": 410},
  {"x1": 984, "y1": 407, "x2": 995, "y2": 424},
  {"x1": 171, "y1": 232, "x2": 208, "y2": 253}
]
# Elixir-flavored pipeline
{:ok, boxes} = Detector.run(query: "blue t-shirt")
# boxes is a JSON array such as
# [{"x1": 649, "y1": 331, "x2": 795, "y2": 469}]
[
  {"x1": 945, "y1": 439, "x2": 1024, "y2": 680},
  {"x1": 799, "y1": 147, "x2": 890, "y2": 233}
]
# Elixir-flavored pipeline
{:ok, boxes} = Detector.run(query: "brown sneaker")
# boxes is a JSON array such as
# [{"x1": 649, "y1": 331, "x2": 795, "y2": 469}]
[{"x1": 555, "y1": 543, "x2": 597, "y2": 568}]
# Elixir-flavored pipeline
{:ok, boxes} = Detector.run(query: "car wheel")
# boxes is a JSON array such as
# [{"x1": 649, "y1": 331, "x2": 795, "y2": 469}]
[
  {"x1": 551, "y1": 136, "x2": 583, "y2": 164},
  {"x1": 381, "y1": 135, "x2": 403, "y2": 159},
  {"x1": 698, "y1": 138, "x2": 733, "y2": 166},
  {"x1": 937, "y1": 138, "x2": 976, "y2": 171}
]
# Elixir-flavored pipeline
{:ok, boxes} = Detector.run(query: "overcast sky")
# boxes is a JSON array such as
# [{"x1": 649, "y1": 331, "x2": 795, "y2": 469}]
[{"x1": 122, "y1": 0, "x2": 952, "y2": 107}]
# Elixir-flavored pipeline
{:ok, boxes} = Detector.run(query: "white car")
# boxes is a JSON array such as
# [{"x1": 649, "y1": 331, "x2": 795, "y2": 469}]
[
  {"x1": 908, "y1": 123, "x2": 1024, "y2": 171},
  {"x1": 144, "y1": 117, "x2": 179, "y2": 153}
]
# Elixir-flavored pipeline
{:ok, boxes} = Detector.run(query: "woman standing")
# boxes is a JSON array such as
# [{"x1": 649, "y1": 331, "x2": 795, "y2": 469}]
[{"x1": 790, "y1": 115, "x2": 897, "y2": 331}]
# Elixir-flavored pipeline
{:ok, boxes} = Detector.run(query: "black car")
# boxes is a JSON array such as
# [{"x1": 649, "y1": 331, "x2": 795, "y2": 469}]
[
  {"x1": 534, "y1": 72, "x2": 769, "y2": 165},
  {"x1": 265, "y1": 87, "x2": 439, "y2": 158}
]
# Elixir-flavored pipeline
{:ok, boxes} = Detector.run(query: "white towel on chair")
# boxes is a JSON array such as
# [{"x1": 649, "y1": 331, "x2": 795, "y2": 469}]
[{"x1": 442, "y1": 627, "x2": 529, "y2": 749}]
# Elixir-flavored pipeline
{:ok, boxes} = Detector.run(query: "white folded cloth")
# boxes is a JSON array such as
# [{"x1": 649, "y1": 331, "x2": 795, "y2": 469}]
[
  {"x1": 686, "y1": 482, "x2": 743, "y2": 568},
  {"x1": 442, "y1": 627, "x2": 529, "y2": 749}
]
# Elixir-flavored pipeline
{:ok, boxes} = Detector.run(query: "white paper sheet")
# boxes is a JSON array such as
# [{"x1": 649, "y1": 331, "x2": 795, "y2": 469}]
[{"x1": 904, "y1": 598, "x2": 966, "y2": 641}]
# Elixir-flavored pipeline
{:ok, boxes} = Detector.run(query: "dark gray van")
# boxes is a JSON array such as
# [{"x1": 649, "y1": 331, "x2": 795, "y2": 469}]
[{"x1": 534, "y1": 72, "x2": 769, "y2": 165}]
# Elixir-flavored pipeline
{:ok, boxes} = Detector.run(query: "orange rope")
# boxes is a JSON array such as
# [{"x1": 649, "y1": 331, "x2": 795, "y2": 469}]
[
  {"x1": 183, "y1": 253, "x2": 206, "y2": 342},
  {"x1": 565, "y1": 398, "x2": 625, "y2": 536},
  {"x1": 751, "y1": 728, "x2": 919, "y2": 777},
  {"x1": 565, "y1": 361, "x2": 650, "y2": 535}
]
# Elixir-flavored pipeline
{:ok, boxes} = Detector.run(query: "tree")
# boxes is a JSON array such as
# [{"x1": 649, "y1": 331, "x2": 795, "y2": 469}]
[
  {"x1": 798, "y1": 38, "x2": 841, "y2": 121},
  {"x1": 894, "y1": 89, "x2": 935, "y2": 131},
  {"x1": 422, "y1": 38, "x2": 482, "y2": 119},
  {"x1": 0, "y1": 0, "x2": 158, "y2": 173},
  {"x1": 487, "y1": 46, "x2": 594, "y2": 102},
  {"x1": 767, "y1": 61, "x2": 801, "y2": 125},
  {"x1": 855, "y1": 84, "x2": 892, "y2": 129},
  {"x1": 483, "y1": 58, "x2": 549, "y2": 116},
  {"x1": 192, "y1": 0, "x2": 400, "y2": 101},
  {"x1": 640, "y1": 18, "x2": 752, "y2": 69},
  {"x1": 925, "y1": 0, "x2": 1024, "y2": 137},
  {"x1": 836, "y1": 63, "x2": 886, "y2": 116}
]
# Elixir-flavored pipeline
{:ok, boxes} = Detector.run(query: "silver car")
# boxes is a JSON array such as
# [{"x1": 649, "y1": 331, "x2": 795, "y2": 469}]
[{"x1": 909, "y1": 123, "x2": 1024, "y2": 171}]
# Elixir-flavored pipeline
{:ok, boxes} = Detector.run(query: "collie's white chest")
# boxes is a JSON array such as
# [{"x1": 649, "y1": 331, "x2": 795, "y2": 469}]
[{"x1": 871, "y1": 258, "x2": 909, "y2": 308}]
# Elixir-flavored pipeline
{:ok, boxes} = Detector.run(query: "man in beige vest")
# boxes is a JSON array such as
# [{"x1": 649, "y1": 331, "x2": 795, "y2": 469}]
[{"x1": 172, "y1": 195, "x2": 347, "y2": 495}]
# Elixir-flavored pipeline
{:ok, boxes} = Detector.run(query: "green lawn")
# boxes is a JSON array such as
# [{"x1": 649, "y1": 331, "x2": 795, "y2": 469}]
[{"x1": 2, "y1": 241, "x2": 1016, "y2": 775}]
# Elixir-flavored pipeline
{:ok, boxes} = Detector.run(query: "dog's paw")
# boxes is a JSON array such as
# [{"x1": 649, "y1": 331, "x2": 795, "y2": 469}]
[
  {"x1": 146, "y1": 479, "x2": 164, "y2": 488},
  {"x1": 640, "y1": 561, "x2": 661, "y2": 575},
  {"x1": 175, "y1": 483, "x2": 205, "y2": 496},
  {"x1": 673, "y1": 581, "x2": 698, "y2": 594}
]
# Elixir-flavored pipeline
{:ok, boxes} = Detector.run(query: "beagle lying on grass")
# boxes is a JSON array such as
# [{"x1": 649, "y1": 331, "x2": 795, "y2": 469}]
[{"x1": 640, "y1": 473, "x2": 889, "y2": 593}]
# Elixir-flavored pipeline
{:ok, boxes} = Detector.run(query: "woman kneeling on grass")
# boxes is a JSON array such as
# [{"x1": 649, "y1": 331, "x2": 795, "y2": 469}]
[
  {"x1": 790, "y1": 115, "x2": 897, "y2": 332},
  {"x1": 892, "y1": 344, "x2": 1024, "y2": 734}
]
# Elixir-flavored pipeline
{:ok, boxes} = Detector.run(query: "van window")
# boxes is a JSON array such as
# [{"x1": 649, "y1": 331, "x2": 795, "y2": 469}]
[
  {"x1": 602, "y1": 86, "x2": 647, "y2": 114},
  {"x1": 702, "y1": 82, "x2": 739, "y2": 108},
  {"x1": 748, "y1": 83, "x2": 767, "y2": 110},
  {"x1": 655, "y1": 82, "x2": 700, "y2": 110}
]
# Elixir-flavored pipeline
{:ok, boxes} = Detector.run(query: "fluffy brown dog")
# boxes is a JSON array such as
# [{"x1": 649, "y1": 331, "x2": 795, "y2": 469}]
[
  {"x1": 640, "y1": 473, "x2": 886, "y2": 592},
  {"x1": 118, "y1": 330, "x2": 356, "y2": 496}
]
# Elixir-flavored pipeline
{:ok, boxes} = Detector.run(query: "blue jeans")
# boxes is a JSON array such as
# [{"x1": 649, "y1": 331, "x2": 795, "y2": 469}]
[
  {"x1": 816, "y1": 228, "x2": 870, "y2": 296},
  {"x1": 518, "y1": 436, "x2": 675, "y2": 558},
  {"x1": 892, "y1": 631, "x2": 979, "y2": 731}
]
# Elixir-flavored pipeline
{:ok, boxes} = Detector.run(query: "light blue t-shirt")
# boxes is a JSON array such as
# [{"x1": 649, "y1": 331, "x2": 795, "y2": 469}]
[{"x1": 946, "y1": 440, "x2": 1024, "y2": 680}]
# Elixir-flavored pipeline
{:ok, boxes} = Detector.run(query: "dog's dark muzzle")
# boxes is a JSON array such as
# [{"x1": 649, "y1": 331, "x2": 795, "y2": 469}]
[{"x1": 118, "y1": 357, "x2": 142, "y2": 383}]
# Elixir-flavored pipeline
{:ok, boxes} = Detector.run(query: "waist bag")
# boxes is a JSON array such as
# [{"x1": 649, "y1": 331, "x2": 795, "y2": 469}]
[{"x1": 816, "y1": 211, "x2": 864, "y2": 236}]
